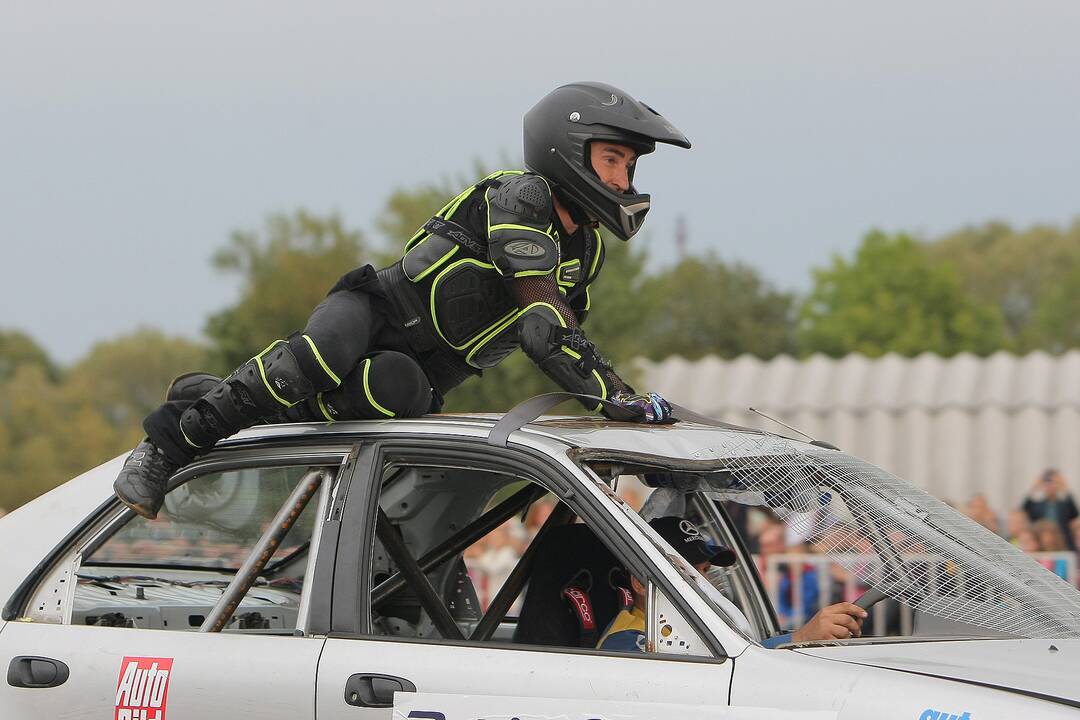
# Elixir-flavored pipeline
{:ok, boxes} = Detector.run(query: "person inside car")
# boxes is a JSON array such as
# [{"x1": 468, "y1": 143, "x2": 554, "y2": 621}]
[
  {"x1": 597, "y1": 517, "x2": 868, "y2": 651},
  {"x1": 113, "y1": 82, "x2": 692, "y2": 520}
]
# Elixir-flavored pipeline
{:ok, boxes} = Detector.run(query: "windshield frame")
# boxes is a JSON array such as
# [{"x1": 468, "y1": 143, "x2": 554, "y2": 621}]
[{"x1": 571, "y1": 443, "x2": 1080, "y2": 643}]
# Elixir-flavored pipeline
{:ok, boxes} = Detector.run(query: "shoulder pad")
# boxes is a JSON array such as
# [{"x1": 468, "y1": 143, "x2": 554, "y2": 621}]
[
  {"x1": 489, "y1": 173, "x2": 552, "y2": 225},
  {"x1": 486, "y1": 173, "x2": 558, "y2": 277}
]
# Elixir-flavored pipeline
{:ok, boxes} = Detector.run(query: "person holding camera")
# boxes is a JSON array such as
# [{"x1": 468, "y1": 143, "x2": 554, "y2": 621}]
[{"x1": 1022, "y1": 469, "x2": 1079, "y2": 552}]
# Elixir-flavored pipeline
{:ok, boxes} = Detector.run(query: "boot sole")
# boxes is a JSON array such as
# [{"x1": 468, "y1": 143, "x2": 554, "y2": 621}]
[
  {"x1": 113, "y1": 480, "x2": 162, "y2": 520},
  {"x1": 115, "y1": 494, "x2": 159, "y2": 520}
]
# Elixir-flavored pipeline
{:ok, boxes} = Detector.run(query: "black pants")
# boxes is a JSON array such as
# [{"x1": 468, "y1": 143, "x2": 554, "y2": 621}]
[
  {"x1": 145, "y1": 279, "x2": 440, "y2": 466},
  {"x1": 278, "y1": 287, "x2": 440, "y2": 420}
]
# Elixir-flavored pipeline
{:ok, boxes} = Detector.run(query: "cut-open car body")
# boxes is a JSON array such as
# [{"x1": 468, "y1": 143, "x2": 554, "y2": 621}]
[{"x1": 1, "y1": 396, "x2": 1078, "y2": 719}]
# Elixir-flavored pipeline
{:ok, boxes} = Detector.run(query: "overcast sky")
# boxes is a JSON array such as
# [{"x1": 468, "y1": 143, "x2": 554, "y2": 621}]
[{"x1": 4, "y1": 1, "x2": 1080, "y2": 363}]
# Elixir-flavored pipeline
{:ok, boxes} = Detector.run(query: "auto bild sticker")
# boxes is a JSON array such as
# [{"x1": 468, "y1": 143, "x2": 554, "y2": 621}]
[{"x1": 114, "y1": 656, "x2": 173, "y2": 720}]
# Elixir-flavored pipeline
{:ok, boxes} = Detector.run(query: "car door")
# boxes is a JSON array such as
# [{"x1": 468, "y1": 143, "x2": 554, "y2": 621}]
[
  {"x1": 315, "y1": 438, "x2": 734, "y2": 719},
  {"x1": 0, "y1": 446, "x2": 352, "y2": 720}
]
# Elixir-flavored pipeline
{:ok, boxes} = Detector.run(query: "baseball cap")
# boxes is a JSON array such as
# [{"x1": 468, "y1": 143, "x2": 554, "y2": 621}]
[{"x1": 648, "y1": 517, "x2": 736, "y2": 567}]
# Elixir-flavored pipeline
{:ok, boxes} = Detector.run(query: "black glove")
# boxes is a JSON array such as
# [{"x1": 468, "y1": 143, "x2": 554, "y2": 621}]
[{"x1": 608, "y1": 391, "x2": 675, "y2": 424}]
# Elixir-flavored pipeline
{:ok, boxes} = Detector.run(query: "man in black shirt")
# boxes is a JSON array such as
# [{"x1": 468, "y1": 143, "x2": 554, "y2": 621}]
[{"x1": 1023, "y1": 469, "x2": 1079, "y2": 551}]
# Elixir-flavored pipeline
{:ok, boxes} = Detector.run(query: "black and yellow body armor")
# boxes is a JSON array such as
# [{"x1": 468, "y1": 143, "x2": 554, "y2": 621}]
[{"x1": 395, "y1": 170, "x2": 606, "y2": 371}]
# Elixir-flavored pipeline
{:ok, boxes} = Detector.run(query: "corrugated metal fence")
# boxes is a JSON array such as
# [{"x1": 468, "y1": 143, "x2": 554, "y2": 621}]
[{"x1": 639, "y1": 350, "x2": 1080, "y2": 512}]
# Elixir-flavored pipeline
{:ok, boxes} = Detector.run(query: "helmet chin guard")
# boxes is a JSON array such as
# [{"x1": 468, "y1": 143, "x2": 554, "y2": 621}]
[{"x1": 524, "y1": 82, "x2": 690, "y2": 241}]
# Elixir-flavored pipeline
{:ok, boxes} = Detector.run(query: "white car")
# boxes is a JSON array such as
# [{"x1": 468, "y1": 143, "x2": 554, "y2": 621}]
[{"x1": 1, "y1": 394, "x2": 1078, "y2": 719}]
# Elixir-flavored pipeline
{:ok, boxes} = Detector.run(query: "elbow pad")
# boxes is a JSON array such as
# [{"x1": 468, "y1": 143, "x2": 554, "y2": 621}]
[
  {"x1": 486, "y1": 174, "x2": 559, "y2": 278},
  {"x1": 518, "y1": 305, "x2": 614, "y2": 411}
]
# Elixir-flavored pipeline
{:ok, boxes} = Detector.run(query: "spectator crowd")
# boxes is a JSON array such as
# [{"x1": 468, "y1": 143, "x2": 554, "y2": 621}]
[{"x1": 728, "y1": 467, "x2": 1080, "y2": 632}]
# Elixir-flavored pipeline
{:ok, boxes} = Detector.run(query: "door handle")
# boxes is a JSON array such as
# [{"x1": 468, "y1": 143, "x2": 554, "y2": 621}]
[
  {"x1": 344, "y1": 673, "x2": 416, "y2": 708},
  {"x1": 7, "y1": 656, "x2": 70, "y2": 689}
]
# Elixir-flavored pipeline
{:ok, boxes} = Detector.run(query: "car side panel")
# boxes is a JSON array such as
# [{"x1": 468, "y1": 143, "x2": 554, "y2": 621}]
[
  {"x1": 0, "y1": 622, "x2": 324, "y2": 719},
  {"x1": 316, "y1": 637, "x2": 733, "y2": 719},
  {"x1": 837, "y1": 662, "x2": 1079, "y2": 719},
  {"x1": 731, "y1": 644, "x2": 1078, "y2": 718}
]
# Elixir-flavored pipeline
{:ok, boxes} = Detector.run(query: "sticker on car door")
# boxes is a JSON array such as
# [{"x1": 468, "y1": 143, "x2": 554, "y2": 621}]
[{"x1": 115, "y1": 656, "x2": 173, "y2": 720}]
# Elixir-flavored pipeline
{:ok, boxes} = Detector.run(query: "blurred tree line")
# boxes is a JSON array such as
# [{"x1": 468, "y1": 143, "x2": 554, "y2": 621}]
[{"x1": 3, "y1": 164, "x2": 1080, "y2": 511}]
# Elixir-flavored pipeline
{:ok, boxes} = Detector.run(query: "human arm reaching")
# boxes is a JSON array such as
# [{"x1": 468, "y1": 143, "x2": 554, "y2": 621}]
[
  {"x1": 486, "y1": 173, "x2": 673, "y2": 422},
  {"x1": 508, "y1": 274, "x2": 671, "y2": 422}
]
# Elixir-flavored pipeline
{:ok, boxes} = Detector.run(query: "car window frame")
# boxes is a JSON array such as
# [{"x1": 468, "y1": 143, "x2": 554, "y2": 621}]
[
  {"x1": 691, "y1": 493, "x2": 783, "y2": 639},
  {"x1": 8, "y1": 441, "x2": 359, "y2": 637},
  {"x1": 329, "y1": 435, "x2": 730, "y2": 662}
]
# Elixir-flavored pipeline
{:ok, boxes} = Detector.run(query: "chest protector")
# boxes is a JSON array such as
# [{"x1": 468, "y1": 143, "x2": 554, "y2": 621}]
[{"x1": 395, "y1": 171, "x2": 602, "y2": 369}]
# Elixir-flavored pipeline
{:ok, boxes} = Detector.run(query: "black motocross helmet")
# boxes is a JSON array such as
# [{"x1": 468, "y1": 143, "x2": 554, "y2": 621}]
[{"x1": 524, "y1": 81, "x2": 690, "y2": 241}]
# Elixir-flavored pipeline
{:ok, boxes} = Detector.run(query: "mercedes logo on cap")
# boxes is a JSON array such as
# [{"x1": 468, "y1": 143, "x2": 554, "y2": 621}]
[{"x1": 679, "y1": 519, "x2": 702, "y2": 540}]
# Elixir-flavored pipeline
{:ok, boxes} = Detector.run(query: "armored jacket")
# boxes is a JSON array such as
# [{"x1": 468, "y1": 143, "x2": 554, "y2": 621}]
[{"x1": 387, "y1": 170, "x2": 628, "y2": 408}]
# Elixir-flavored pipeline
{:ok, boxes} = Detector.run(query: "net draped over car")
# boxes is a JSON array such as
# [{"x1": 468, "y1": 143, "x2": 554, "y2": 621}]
[{"x1": 639, "y1": 432, "x2": 1080, "y2": 640}]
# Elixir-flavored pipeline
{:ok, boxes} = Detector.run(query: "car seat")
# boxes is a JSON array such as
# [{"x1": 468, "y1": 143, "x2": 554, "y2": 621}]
[{"x1": 512, "y1": 523, "x2": 631, "y2": 648}]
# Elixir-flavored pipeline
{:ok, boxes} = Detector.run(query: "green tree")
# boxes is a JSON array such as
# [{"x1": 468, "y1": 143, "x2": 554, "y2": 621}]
[
  {"x1": 64, "y1": 329, "x2": 210, "y2": 431},
  {"x1": 800, "y1": 230, "x2": 1008, "y2": 357},
  {"x1": 577, "y1": 237, "x2": 653, "y2": 365},
  {"x1": 927, "y1": 219, "x2": 1080, "y2": 350},
  {"x1": 375, "y1": 160, "x2": 500, "y2": 251},
  {"x1": 0, "y1": 329, "x2": 60, "y2": 383},
  {"x1": 639, "y1": 254, "x2": 797, "y2": 360},
  {"x1": 0, "y1": 329, "x2": 209, "y2": 511},
  {"x1": 204, "y1": 210, "x2": 375, "y2": 371},
  {"x1": 0, "y1": 364, "x2": 67, "y2": 510},
  {"x1": 1029, "y1": 263, "x2": 1080, "y2": 352}
]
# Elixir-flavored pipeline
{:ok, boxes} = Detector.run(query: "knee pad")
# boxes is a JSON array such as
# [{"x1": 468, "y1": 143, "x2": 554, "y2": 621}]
[
  {"x1": 255, "y1": 339, "x2": 316, "y2": 405},
  {"x1": 179, "y1": 340, "x2": 316, "y2": 450},
  {"x1": 285, "y1": 332, "x2": 344, "y2": 393},
  {"x1": 165, "y1": 372, "x2": 222, "y2": 403},
  {"x1": 315, "y1": 351, "x2": 433, "y2": 421}
]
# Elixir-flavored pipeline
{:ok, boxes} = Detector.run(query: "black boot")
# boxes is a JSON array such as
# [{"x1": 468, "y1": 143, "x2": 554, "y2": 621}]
[{"x1": 113, "y1": 439, "x2": 180, "y2": 519}]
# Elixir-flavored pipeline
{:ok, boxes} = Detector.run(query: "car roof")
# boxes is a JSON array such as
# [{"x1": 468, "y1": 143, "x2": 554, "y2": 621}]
[{"x1": 216, "y1": 412, "x2": 795, "y2": 462}]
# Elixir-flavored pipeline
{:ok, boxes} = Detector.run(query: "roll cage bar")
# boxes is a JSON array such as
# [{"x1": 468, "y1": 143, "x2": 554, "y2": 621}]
[
  {"x1": 373, "y1": 484, "x2": 575, "y2": 643},
  {"x1": 196, "y1": 392, "x2": 764, "y2": 638}
]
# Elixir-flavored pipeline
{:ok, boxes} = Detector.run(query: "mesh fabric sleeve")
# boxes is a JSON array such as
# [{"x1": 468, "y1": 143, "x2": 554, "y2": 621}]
[{"x1": 507, "y1": 274, "x2": 628, "y2": 394}]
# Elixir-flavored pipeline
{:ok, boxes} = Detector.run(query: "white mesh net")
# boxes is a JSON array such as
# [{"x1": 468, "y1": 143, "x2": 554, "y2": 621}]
[{"x1": 654, "y1": 431, "x2": 1080, "y2": 639}]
